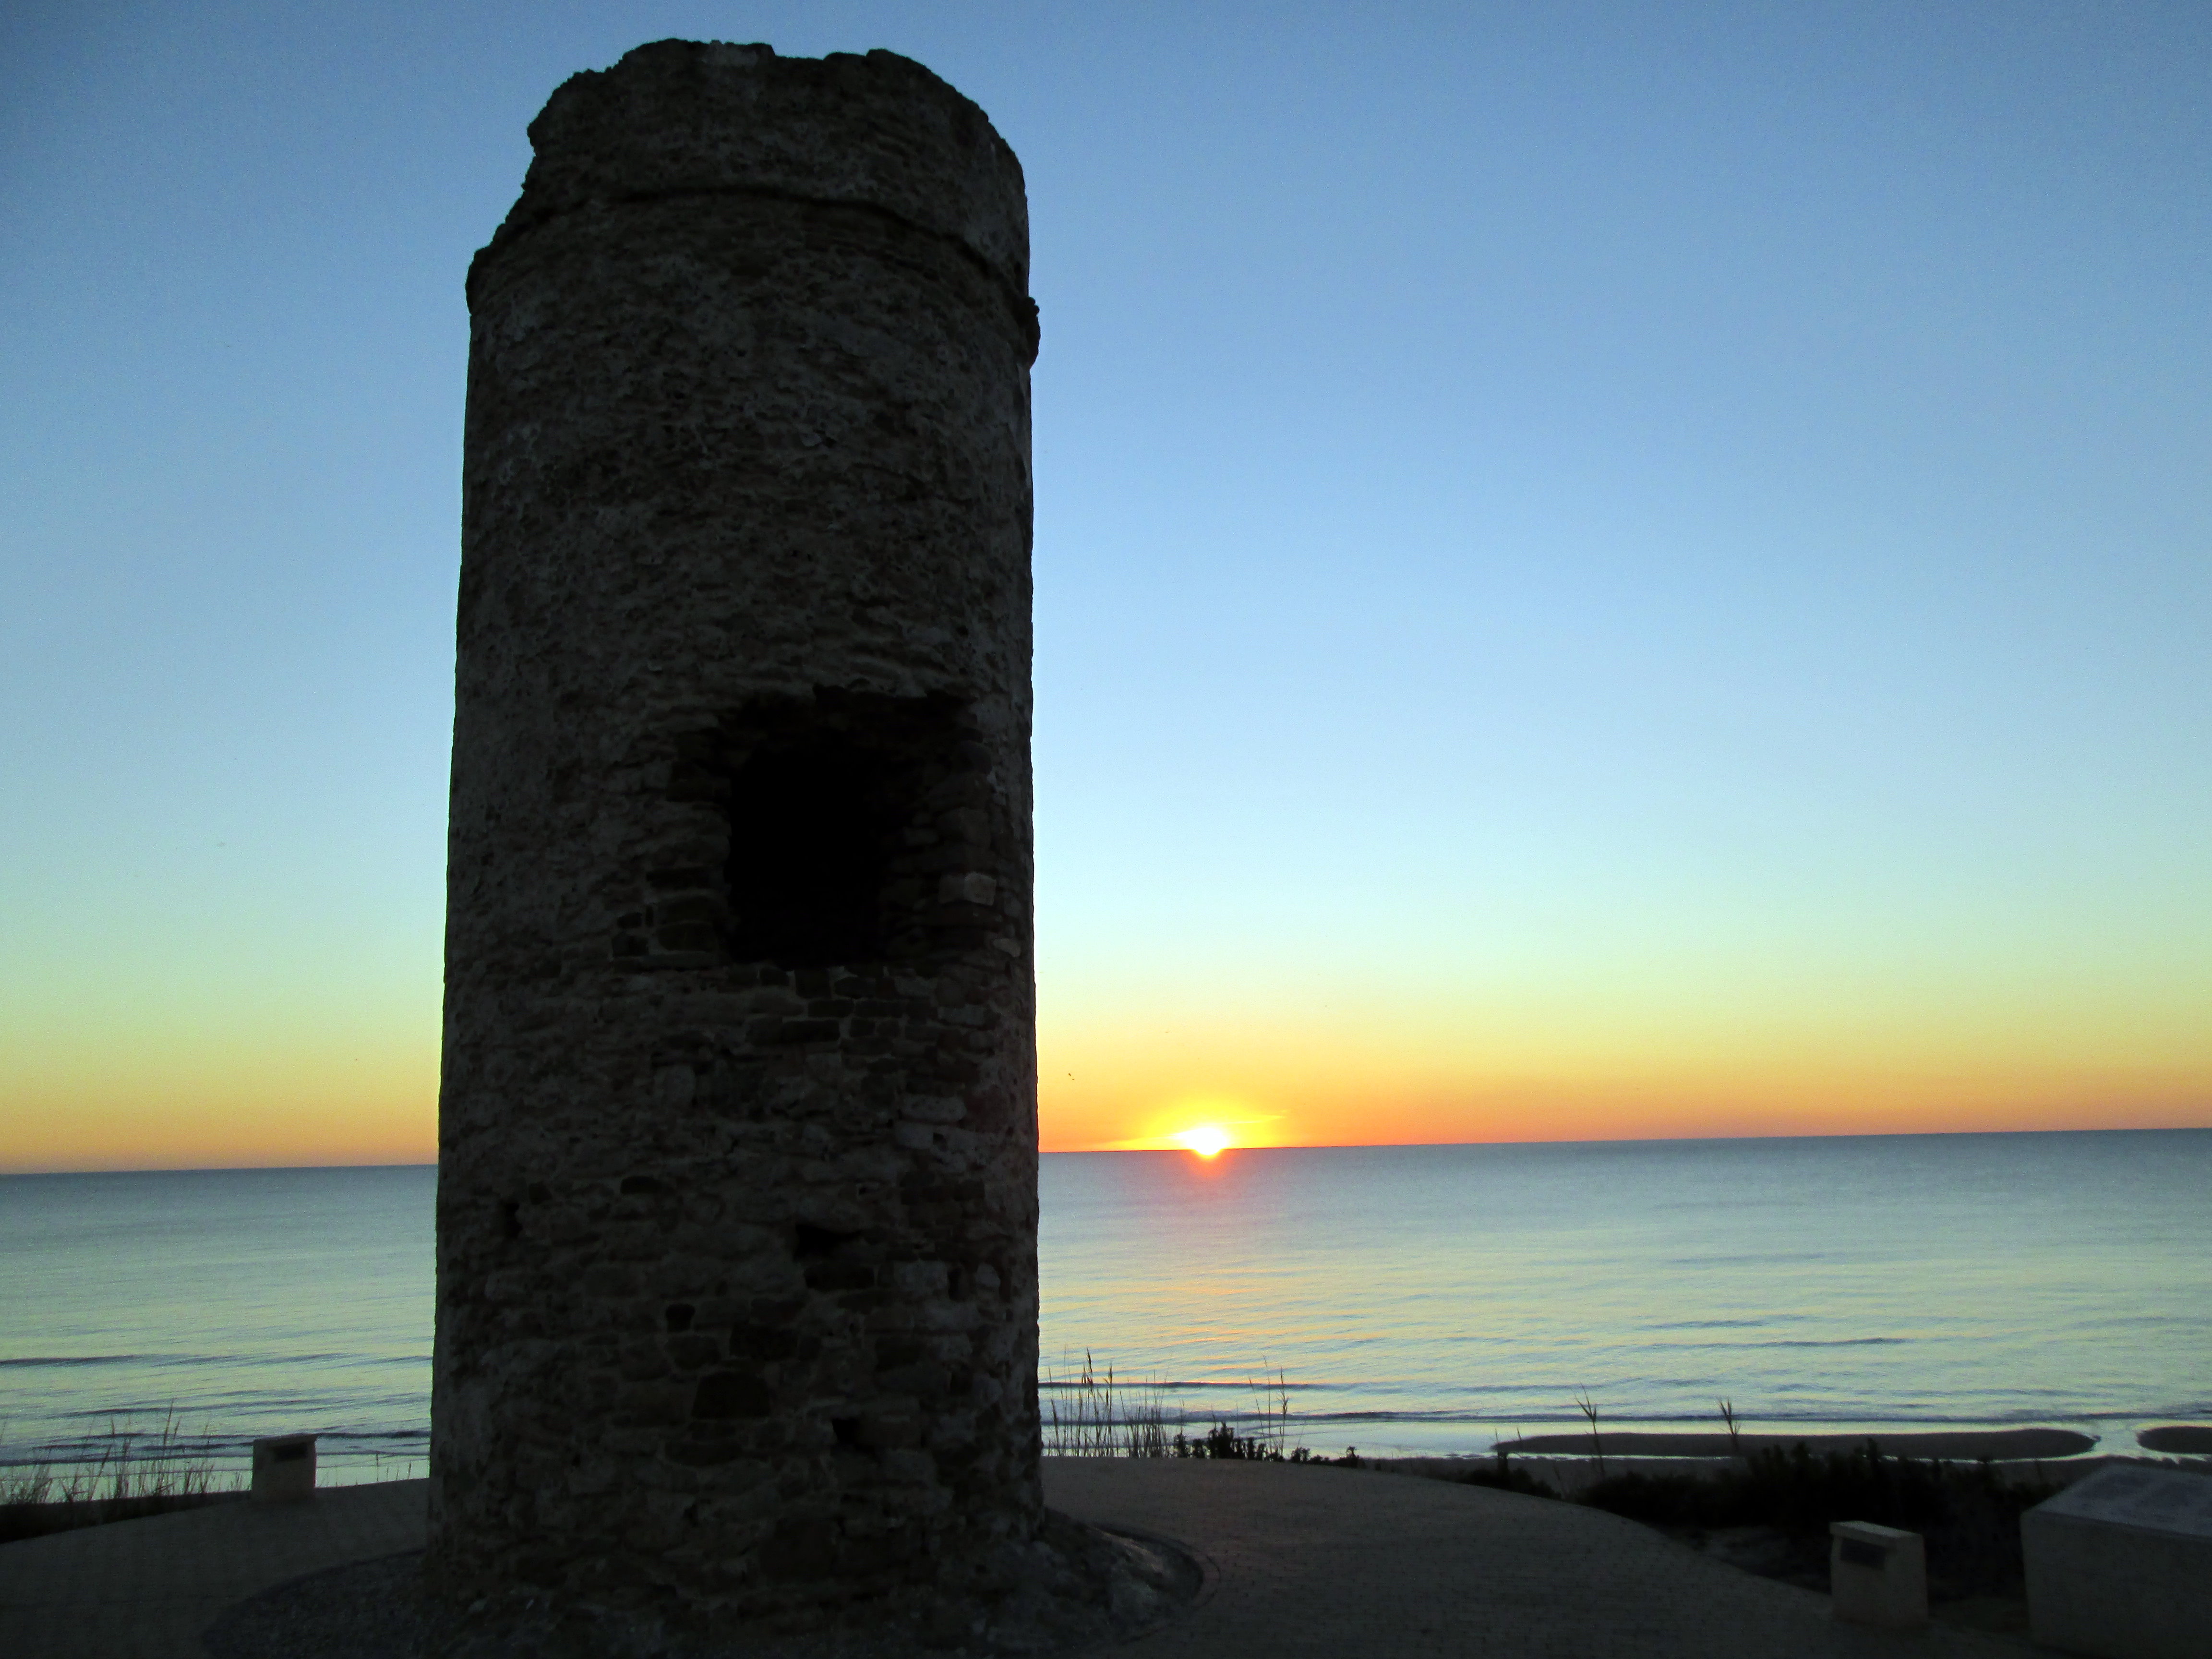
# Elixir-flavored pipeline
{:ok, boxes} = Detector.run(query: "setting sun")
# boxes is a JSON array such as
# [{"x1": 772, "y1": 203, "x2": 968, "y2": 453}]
[{"x1": 1174, "y1": 1125, "x2": 1234, "y2": 1158}]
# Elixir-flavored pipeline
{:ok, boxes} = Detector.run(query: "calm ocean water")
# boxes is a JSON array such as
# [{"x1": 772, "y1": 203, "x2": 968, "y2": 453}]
[{"x1": 2, "y1": 1130, "x2": 2205, "y2": 1479}]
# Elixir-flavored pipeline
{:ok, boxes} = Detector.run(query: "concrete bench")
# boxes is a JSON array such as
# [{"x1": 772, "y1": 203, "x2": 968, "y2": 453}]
[{"x1": 2023, "y1": 1463, "x2": 2212, "y2": 1659}]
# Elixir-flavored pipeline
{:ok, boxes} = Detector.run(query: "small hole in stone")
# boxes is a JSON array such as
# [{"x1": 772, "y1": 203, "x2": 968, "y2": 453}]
[
  {"x1": 665, "y1": 1304, "x2": 696, "y2": 1333},
  {"x1": 621, "y1": 1175, "x2": 667, "y2": 1196},
  {"x1": 795, "y1": 1223, "x2": 856, "y2": 1259},
  {"x1": 832, "y1": 1417, "x2": 863, "y2": 1448}
]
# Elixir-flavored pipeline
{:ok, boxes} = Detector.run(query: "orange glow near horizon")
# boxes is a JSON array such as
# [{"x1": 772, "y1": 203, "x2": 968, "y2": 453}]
[
  {"x1": 1035, "y1": 1063, "x2": 2212, "y2": 1154},
  {"x1": 1173, "y1": 1124, "x2": 1233, "y2": 1157},
  {"x1": 1032, "y1": 990, "x2": 2212, "y2": 1154},
  {"x1": 3, "y1": 1010, "x2": 2205, "y2": 1171},
  {"x1": 3, "y1": 958, "x2": 2207, "y2": 1172},
  {"x1": 4, "y1": 1063, "x2": 2205, "y2": 1173},
  {"x1": 0, "y1": 1019, "x2": 438, "y2": 1174}
]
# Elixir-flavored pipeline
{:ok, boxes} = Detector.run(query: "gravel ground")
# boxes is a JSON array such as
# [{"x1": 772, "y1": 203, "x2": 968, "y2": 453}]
[
  {"x1": 200, "y1": 1526, "x2": 1202, "y2": 1659},
  {"x1": 202, "y1": 1551, "x2": 428, "y2": 1659}
]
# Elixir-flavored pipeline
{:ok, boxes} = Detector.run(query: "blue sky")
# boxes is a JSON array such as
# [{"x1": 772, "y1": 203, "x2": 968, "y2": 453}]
[{"x1": 3, "y1": 1, "x2": 2206, "y2": 1166}]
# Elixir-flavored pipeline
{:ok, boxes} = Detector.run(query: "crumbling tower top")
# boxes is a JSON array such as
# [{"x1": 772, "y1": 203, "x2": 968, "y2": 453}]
[{"x1": 469, "y1": 41, "x2": 1034, "y2": 328}]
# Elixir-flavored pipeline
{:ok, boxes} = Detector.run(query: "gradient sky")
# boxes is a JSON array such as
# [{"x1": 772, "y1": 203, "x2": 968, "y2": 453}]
[{"x1": 3, "y1": 1, "x2": 2207, "y2": 1171}]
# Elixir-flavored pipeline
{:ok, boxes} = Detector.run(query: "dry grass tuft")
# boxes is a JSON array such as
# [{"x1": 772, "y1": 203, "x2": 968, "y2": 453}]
[{"x1": 0, "y1": 1409, "x2": 243, "y2": 1543}]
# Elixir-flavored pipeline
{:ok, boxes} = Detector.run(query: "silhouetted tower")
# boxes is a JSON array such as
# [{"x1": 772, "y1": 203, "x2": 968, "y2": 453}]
[{"x1": 434, "y1": 40, "x2": 1046, "y2": 1636}]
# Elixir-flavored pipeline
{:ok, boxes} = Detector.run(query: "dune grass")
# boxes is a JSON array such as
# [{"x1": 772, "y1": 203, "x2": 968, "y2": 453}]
[
  {"x1": 0, "y1": 1410, "x2": 243, "y2": 1544},
  {"x1": 1039, "y1": 1354, "x2": 1360, "y2": 1462},
  {"x1": 1044, "y1": 1359, "x2": 2058, "y2": 1604},
  {"x1": 1454, "y1": 1436, "x2": 2061, "y2": 1601}
]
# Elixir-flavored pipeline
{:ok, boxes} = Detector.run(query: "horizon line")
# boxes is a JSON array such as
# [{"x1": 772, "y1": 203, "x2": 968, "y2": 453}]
[{"x1": 5, "y1": 1119, "x2": 2206, "y2": 1178}]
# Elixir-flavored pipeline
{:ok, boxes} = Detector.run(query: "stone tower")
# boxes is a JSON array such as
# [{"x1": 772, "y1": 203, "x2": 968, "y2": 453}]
[{"x1": 433, "y1": 40, "x2": 1055, "y2": 1642}]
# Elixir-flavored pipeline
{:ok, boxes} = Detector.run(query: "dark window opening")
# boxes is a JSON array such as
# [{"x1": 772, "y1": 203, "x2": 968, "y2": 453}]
[
  {"x1": 726, "y1": 740, "x2": 896, "y2": 966},
  {"x1": 713, "y1": 691, "x2": 981, "y2": 971}
]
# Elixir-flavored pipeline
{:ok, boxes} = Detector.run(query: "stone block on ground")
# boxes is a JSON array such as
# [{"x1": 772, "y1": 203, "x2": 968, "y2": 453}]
[
  {"x1": 249, "y1": 1435, "x2": 315, "y2": 1503},
  {"x1": 1827, "y1": 1519, "x2": 1926, "y2": 1628},
  {"x1": 2023, "y1": 1462, "x2": 2212, "y2": 1659}
]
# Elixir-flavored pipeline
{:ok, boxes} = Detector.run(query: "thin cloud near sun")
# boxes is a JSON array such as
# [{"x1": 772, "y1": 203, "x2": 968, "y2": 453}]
[
  {"x1": 1172, "y1": 1125, "x2": 1233, "y2": 1157},
  {"x1": 1088, "y1": 1101, "x2": 1284, "y2": 1155}
]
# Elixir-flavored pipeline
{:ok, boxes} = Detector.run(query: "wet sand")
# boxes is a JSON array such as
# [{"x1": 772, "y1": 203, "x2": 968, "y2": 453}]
[{"x1": 1494, "y1": 1427, "x2": 2094, "y2": 1459}]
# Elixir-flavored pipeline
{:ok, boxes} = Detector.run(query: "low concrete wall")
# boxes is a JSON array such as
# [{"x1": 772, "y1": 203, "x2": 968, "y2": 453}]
[{"x1": 2023, "y1": 1463, "x2": 2212, "y2": 1659}]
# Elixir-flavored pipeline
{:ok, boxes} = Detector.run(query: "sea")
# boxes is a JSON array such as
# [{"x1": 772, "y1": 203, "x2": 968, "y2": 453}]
[{"x1": 2, "y1": 1130, "x2": 2206, "y2": 1484}]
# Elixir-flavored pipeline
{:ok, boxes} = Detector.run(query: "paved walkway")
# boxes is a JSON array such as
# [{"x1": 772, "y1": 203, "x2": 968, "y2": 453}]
[
  {"x1": 1046, "y1": 1460, "x2": 2019, "y2": 1658},
  {"x1": 0, "y1": 1463, "x2": 2026, "y2": 1658},
  {"x1": 0, "y1": 1480, "x2": 426, "y2": 1659}
]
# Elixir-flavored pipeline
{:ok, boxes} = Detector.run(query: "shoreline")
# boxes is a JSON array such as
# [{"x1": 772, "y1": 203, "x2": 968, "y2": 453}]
[
  {"x1": 1295, "y1": 1419, "x2": 2212, "y2": 1464},
  {"x1": 1494, "y1": 1427, "x2": 2097, "y2": 1460},
  {"x1": 1380, "y1": 1449, "x2": 2212, "y2": 1502},
  {"x1": 1484, "y1": 1424, "x2": 2212, "y2": 1460}
]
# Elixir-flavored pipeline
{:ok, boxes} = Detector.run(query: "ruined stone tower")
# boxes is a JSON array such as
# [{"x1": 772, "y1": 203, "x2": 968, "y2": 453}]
[{"x1": 433, "y1": 40, "x2": 1053, "y2": 1640}]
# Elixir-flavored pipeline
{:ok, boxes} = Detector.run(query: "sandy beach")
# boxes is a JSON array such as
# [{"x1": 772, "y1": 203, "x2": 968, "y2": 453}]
[
  {"x1": 1494, "y1": 1427, "x2": 2096, "y2": 1460},
  {"x1": 1385, "y1": 1426, "x2": 2212, "y2": 1503}
]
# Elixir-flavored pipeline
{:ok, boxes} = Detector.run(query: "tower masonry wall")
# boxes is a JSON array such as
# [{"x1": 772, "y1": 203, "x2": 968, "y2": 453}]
[{"x1": 433, "y1": 39, "x2": 1048, "y2": 1636}]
